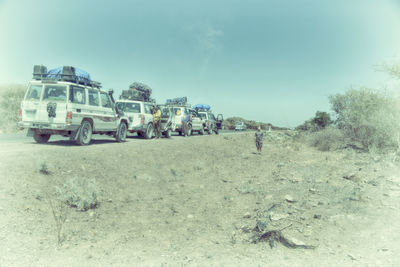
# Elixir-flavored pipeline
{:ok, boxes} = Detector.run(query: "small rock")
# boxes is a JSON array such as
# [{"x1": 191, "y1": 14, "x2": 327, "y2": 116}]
[
  {"x1": 314, "y1": 214, "x2": 321, "y2": 219},
  {"x1": 89, "y1": 211, "x2": 94, "y2": 217},
  {"x1": 187, "y1": 214, "x2": 194, "y2": 219},
  {"x1": 285, "y1": 195, "x2": 296, "y2": 203},
  {"x1": 269, "y1": 212, "x2": 288, "y2": 221},
  {"x1": 107, "y1": 199, "x2": 113, "y2": 203},
  {"x1": 243, "y1": 212, "x2": 251, "y2": 219},
  {"x1": 309, "y1": 188, "x2": 317, "y2": 193}
]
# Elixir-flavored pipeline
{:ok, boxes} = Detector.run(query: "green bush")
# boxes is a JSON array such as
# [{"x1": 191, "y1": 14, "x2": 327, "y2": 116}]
[
  {"x1": 329, "y1": 88, "x2": 400, "y2": 150},
  {"x1": 308, "y1": 127, "x2": 345, "y2": 151},
  {"x1": 0, "y1": 84, "x2": 26, "y2": 133},
  {"x1": 57, "y1": 177, "x2": 98, "y2": 211},
  {"x1": 296, "y1": 111, "x2": 332, "y2": 132}
]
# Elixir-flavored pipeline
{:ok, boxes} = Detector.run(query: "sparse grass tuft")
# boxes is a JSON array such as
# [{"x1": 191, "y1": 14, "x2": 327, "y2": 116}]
[
  {"x1": 38, "y1": 160, "x2": 50, "y2": 175},
  {"x1": 57, "y1": 177, "x2": 98, "y2": 211}
]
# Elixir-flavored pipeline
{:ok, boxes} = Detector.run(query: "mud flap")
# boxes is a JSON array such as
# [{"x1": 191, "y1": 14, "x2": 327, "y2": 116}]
[
  {"x1": 69, "y1": 127, "x2": 81, "y2": 141},
  {"x1": 27, "y1": 128, "x2": 34, "y2": 137}
]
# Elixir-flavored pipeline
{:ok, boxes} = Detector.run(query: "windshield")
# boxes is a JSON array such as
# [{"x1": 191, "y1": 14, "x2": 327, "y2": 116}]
[
  {"x1": 42, "y1": 85, "x2": 67, "y2": 102},
  {"x1": 117, "y1": 102, "x2": 141, "y2": 113},
  {"x1": 199, "y1": 113, "x2": 206, "y2": 119},
  {"x1": 25, "y1": 84, "x2": 42, "y2": 100}
]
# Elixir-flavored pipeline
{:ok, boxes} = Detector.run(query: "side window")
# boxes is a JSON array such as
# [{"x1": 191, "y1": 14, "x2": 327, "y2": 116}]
[
  {"x1": 100, "y1": 92, "x2": 112, "y2": 108},
  {"x1": 25, "y1": 85, "x2": 42, "y2": 100},
  {"x1": 69, "y1": 86, "x2": 86, "y2": 104},
  {"x1": 144, "y1": 104, "x2": 152, "y2": 114},
  {"x1": 88, "y1": 90, "x2": 99, "y2": 106},
  {"x1": 209, "y1": 114, "x2": 215, "y2": 120}
]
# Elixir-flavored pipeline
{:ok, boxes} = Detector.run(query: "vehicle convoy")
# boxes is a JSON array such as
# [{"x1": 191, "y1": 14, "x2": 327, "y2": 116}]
[
  {"x1": 18, "y1": 65, "x2": 129, "y2": 145},
  {"x1": 117, "y1": 84, "x2": 157, "y2": 139},
  {"x1": 193, "y1": 104, "x2": 219, "y2": 134},
  {"x1": 235, "y1": 120, "x2": 247, "y2": 131},
  {"x1": 165, "y1": 97, "x2": 204, "y2": 136}
]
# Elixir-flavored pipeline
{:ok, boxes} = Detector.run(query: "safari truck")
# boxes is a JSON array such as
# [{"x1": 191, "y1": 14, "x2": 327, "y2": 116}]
[
  {"x1": 18, "y1": 65, "x2": 129, "y2": 145},
  {"x1": 165, "y1": 97, "x2": 204, "y2": 136},
  {"x1": 193, "y1": 104, "x2": 219, "y2": 134},
  {"x1": 116, "y1": 99, "x2": 155, "y2": 139}
]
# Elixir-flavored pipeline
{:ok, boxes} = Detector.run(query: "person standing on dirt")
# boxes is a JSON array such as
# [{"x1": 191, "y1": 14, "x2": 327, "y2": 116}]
[
  {"x1": 152, "y1": 106, "x2": 162, "y2": 138},
  {"x1": 182, "y1": 113, "x2": 193, "y2": 137},
  {"x1": 255, "y1": 126, "x2": 264, "y2": 153}
]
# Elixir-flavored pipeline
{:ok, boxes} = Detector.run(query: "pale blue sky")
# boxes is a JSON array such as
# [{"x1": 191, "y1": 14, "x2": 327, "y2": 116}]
[{"x1": 1, "y1": 0, "x2": 400, "y2": 127}]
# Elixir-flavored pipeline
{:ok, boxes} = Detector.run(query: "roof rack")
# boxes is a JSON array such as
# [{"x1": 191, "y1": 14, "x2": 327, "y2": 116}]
[
  {"x1": 32, "y1": 65, "x2": 102, "y2": 88},
  {"x1": 166, "y1": 97, "x2": 189, "y2": 106}
]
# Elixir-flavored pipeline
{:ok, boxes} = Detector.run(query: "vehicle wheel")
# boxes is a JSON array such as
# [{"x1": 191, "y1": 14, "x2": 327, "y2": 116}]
[
  {"x1": 179, "y1": 131, "x2": 183, "y2": 136},
  {"x1": 200, "y1": 128, "x2": 205, "y2": 135},
  {"x1": 33, "y1": 132, "x2": 51, "y2": 143},
  {"x1": 164, "y1": 129, "x2": 172, "y2": 138},
  {"x1": 137, "y1": 132, "x2": 143, "y2": 137},
  {"x1": 116, "y1": 122, "x2": 127, "y2": 142},
  {"x1": 144, "y1": 124, "x2": 154, "y2": 139},
  {"x1": 76, "y1": 120, "x2": 92, "y2": 145},
  {"x1": 187, "y1": 124, "x2": 192, "y2": 136}
]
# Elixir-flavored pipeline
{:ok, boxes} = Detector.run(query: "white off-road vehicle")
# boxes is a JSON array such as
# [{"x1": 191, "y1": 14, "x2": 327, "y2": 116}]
[
  {"x1": 165, "y1": 97, "x2": 204, "y2": 136},
  {"x1": 116, "y1": 99, "x2": 155, "y2": 139},
  {"x1": 18, "y1": 65, "x2": 129, "y2": 145}
]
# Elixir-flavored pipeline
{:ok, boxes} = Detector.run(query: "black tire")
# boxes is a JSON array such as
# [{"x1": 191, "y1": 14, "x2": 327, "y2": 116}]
[
  {"x1": 76, "y1": 120, "x2": 92, "y2": 145},
  {"x1": 137, "y1": 132, "x2": 143, "y2": 137},
  {"x1": 165, "y1": 129, "x2": 172, "y2": 138},
  {"x1": 33, "y1": 132, "x2": 51, "y2": 143},
  {"x1": 179, "y1": 131, "x2": 183, "y2": 136},
  {"x1": 116, "y1": 122, "x2": 127, "y2": 142},
  {"x1": 200, "y1": 128, "x2": 205, "y2": 135},
  {"x1": 144, "y1": 124, "x2": 154, "y2": 139}
]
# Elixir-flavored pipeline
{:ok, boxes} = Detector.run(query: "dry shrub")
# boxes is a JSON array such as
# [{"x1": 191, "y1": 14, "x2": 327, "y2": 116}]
[
  {"x1": 57, "y1": 177, "x2": 98, "y2": 211},
  {"x1": 308, "y1": 127, "x2": 345, "y2": 151},
  {"x1": 329, "y1": 88, "x2": 400, "y2": 151},
  {"x1": 0, "y1": 84, "x2": 26, "y2": 133}
]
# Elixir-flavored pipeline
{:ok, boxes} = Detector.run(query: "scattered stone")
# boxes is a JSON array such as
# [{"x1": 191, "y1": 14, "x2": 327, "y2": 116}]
[
  {"x1": 107, "y1": 199, "x2": 113, "y2": 203},
  {"x1": 243, "y1": 212, "x2": 251, "y2": 219},
  {"x1": 348, "y1": 254, "x2": 357, "y2": 260},
  {"x1": 309, "y1": 188, "x2": 317, "y2": 193},
  {"x1": 187, "y1": 214, "x2": 194, "y2": 219},
  {"x1": 285, "y1": 195, "x2": 296, "y2": 203},
  {"x1": 269, "y1": 212, "x2": 288, "y2": 221},
  {"x1": 313, "y1": 214, "x2": 321, "y2": 219}
]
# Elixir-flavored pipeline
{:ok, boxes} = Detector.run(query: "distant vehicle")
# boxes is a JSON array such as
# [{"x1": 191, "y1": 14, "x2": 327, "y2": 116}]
[
  {"x1": 197, "y1": 111, "x2": 218, "y2": 134},
  {"x1": 193, "y1": 104, "x2": 219, "y2": 134},
  {"x1": 235, "y1": 120, "x2": 247, "y2": 131},
  {"x1": 216, "y1": 114, "x2": 224, "y2": 130},
  {"x1": 165, "y1": 97, "x2": 204, "y2": 136},
  {"x1": 18, "y1": 65, "x2": 129, "y2": 145},
  {"x1": 188, "y1": 108, "x2": 206, "y2": 135},
  {"x1": 116, "y1": 99, "x2": 155, "y2": 139}
]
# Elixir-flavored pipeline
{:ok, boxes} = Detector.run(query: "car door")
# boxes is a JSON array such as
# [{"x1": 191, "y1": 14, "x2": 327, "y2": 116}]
[
  {"x1": 99, "y1": 91, "x2": 117, "y2": 130},
  {"x1": 87, "y1": 89, "x2": 103, "y2": 131}
]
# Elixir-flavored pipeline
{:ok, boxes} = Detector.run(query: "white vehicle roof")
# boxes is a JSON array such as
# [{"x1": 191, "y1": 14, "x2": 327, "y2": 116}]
[{"x1": 29, "y1": 80, "x2": 105, "y2": 92}]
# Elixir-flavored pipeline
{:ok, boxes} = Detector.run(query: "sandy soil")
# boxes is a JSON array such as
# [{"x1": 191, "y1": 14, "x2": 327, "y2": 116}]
[{"x1": 0, "y1": 131, "x2": 399, "y2": 266}]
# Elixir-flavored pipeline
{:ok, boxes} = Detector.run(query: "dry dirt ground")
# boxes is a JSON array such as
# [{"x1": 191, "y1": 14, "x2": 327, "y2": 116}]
[{"x1": 0, "y1": 131, "x2": 400, "y2": 266}]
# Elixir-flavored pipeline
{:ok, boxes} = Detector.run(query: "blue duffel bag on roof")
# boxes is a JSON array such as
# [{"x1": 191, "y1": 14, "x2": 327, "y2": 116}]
[{"x1": 193, "y1": 104, "x2": 210, "y2": 110}]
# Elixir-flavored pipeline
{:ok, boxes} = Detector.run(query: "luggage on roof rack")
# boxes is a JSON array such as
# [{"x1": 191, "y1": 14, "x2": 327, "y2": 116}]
[
  {"x1": 120, "y1": 89, "x2": 155, "y2": 102},
  {"x1": 166, "y1": 97, "x2": 188, "y2": 106},
  {"x1": 32, "y1": 65, "x2": 101, "y2": 88},
  {"x1": 192, "y1": 104, "x2": 211, "y2": 111}
]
